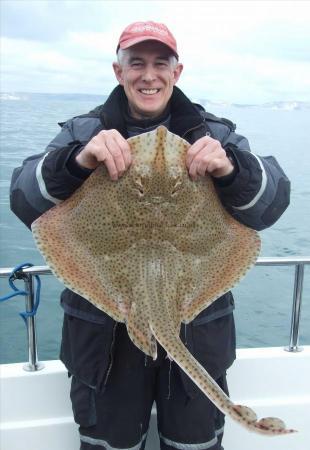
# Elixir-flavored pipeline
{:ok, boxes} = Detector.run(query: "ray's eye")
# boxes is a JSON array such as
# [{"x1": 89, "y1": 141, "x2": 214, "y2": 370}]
[
  {"x1": 133, "y1": 178, "x2": 145, "y2": 197},
  {"x1": 171, "y1": 179, "x2": 183, "y2": 197}
]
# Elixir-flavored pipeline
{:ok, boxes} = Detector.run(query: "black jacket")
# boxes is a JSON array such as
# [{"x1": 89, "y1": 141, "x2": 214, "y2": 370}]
[{"x1": 10, "y1": 85, "x2": 290, "y2": 393}]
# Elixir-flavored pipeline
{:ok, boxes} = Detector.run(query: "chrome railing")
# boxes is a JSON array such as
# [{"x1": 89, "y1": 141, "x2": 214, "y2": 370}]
[
  {"x1": 256, "y1": 257, "x2": 309, "y2": 352},
  {"x1": 0, "y1": 256, "x2": 309, "y2": 371},
  {"x1": 0, "y1": 265, "x2": 50, "y2": 372}
]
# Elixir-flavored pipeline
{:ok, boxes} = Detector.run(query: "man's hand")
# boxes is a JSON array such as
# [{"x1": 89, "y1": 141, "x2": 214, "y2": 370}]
[
  {"x1": 76, "y1": 129, "x2": 132, "y2": 180},
  {"x1": 186, "y1": 135, "x2": 234, "y2": 180}
]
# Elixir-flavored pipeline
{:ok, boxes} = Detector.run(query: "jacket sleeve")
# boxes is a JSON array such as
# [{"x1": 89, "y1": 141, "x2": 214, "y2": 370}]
[
  {"x1": 10, "y1": 117, "x2": 97, "y2": 229},
  {"x1": 214, "y1": 128, "x2": 290, "y2": 231}
]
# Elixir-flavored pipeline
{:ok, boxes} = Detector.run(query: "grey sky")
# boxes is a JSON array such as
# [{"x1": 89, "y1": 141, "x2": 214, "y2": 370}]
[{"x1": 1, "y1": 0, "x2": 310, "y2": 103}]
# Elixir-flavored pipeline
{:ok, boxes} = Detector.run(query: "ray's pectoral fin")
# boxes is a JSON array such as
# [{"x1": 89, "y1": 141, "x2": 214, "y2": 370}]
[{"x1": 126, "y1": 292, "x2": 157, "y2": 360}]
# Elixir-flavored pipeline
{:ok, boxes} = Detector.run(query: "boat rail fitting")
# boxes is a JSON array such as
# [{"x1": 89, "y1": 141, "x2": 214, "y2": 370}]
[
  {"x1": 0, "y1": 257, "x2": 309, "y2": 368},
  {"x1": 0, "y1": 266, "x2": 46, "y2": 371},
  {"x1": 285, "y1": 263, "x2": 305, "y2": 353},
  {"x1": 256, "y1": 257, "x2": 309, "y2": 353},
  {"x1": 22, "y1": 273, "x2": 44, "y2": 371}
]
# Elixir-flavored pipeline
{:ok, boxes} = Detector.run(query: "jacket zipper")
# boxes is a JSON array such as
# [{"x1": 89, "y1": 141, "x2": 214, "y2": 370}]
[{"x1": 103, "y1": 322, "x2": 118, "y2": 387}]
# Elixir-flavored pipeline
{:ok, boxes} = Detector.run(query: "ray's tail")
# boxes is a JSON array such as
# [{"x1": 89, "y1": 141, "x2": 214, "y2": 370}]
[
  {"x1": 150, "y1": 320, "x2": 296, "y2": 436},
  {"x1": 141, "y1": 247, "x2": 296, "y2": 436}
]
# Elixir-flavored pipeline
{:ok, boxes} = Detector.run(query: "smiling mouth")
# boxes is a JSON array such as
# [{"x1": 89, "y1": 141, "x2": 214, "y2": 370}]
[{"x1": 139, "y1": 89, "x2": 160, "y2": 95}]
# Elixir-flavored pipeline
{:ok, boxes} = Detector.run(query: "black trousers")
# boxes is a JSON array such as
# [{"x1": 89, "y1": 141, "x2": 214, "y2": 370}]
[{"x1": 70, "y1": 324, "x2": 227, "y2": 450}]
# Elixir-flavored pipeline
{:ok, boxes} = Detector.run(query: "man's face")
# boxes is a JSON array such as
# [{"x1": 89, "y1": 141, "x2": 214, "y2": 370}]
[{"x1": 113, "y1": 41, "x2": 183, "y2": 119}]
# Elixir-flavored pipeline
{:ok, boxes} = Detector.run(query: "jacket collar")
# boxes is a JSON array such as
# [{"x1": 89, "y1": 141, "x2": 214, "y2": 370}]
[{"x1": 99, "y1": 85, "x2": 206, "y2": 143}]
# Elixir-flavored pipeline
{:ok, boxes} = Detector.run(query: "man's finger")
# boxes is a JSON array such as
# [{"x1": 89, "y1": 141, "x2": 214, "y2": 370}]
[
  {"x1": 188, "y1": 159, "x2": 200, "y2": 180},
  {"x1": 196, "y1": 157, "x2": 223, "y2": 176},
  {"x1": 114, "y1": 134, "x2": 132, "y2": 169},
  {"x1": 100, "y1": 150, "x2": 119, "y2": 180},
  {"x1": 105, "y1": 129, "x2": 132, "y2": 170},
  {"x1": 186, "y1": 139, "x2": 206, "y2": 168},
  {"x1": 105, "y1": 135, "x2": 127, "y2": 176},
  {"x1": 186, "y1": 135, "x2": 218, "y2": 168}
]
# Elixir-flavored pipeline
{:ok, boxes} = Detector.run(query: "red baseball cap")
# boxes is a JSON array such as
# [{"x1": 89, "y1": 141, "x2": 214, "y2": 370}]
[{"x1": 117, "y1": 21, "x2": 179, "y2": 59}]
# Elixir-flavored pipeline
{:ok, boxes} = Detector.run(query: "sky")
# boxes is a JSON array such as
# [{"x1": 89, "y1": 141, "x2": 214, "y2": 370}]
[{"x1": 1, "y1": 0, "x2": 310, "y2": 103}]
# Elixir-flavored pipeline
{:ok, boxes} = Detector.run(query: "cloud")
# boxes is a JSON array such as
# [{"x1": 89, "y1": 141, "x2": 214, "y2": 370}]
[
  {"x1": 1, "y1": 0, "x2": 116, "y2": 42},
  {"x1": 0, "y1": 0, "x2": 164, "y2": 42},
  {"x1": 1, "y1": 0, "x2": 310, "y2": 102},
  {"x1": 1, "y1": 35, "x2": 115, "y2": 94},
  {"x1": 177, "y1": 43, "x2": 310, "y2": 103}
]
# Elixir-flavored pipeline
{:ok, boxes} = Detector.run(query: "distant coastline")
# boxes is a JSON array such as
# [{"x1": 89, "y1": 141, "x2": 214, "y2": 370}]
[{"x1": 1, "y1": 92, "x2": 310, "y2": 111}]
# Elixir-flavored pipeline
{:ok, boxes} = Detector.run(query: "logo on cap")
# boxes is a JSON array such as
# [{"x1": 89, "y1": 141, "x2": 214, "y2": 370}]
[{"x1": 131, "y1": 24, "x2": 169, "y2": 37}]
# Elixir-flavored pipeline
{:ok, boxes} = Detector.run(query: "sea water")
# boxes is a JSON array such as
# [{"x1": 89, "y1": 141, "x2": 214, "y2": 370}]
[{"x1": 0, "y1": 93, "x2": 309, "y2": 364}]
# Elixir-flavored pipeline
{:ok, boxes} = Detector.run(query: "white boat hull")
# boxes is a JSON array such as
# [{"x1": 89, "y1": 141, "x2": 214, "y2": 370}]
[{"x1": 1, "y1": 347, "x2": 309, "y2": 450}]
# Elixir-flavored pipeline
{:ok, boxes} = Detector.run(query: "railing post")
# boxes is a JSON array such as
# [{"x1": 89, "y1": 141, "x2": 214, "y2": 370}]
[
  {"x1": 22, "y1": 274, "x2": 44, "y2": 371},
  {"x1": 285, "y1": 263, "x2": 305, "y2": 353}
]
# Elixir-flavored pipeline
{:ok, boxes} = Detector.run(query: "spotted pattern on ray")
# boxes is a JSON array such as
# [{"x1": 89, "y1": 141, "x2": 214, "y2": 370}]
[{"x1": 32, "y1": 126, "x2": 296, "y2": 436}]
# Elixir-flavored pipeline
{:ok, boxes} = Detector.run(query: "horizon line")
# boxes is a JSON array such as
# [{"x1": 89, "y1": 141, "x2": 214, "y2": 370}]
[{"x1": 0, "y1": 91, "x2": 309, "y2": 107}]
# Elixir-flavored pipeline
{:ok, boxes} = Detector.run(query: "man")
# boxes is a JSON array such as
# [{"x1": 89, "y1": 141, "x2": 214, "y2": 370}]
[{"x1": 10, "y1": 21, "x2": 290, "y2": 450}]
